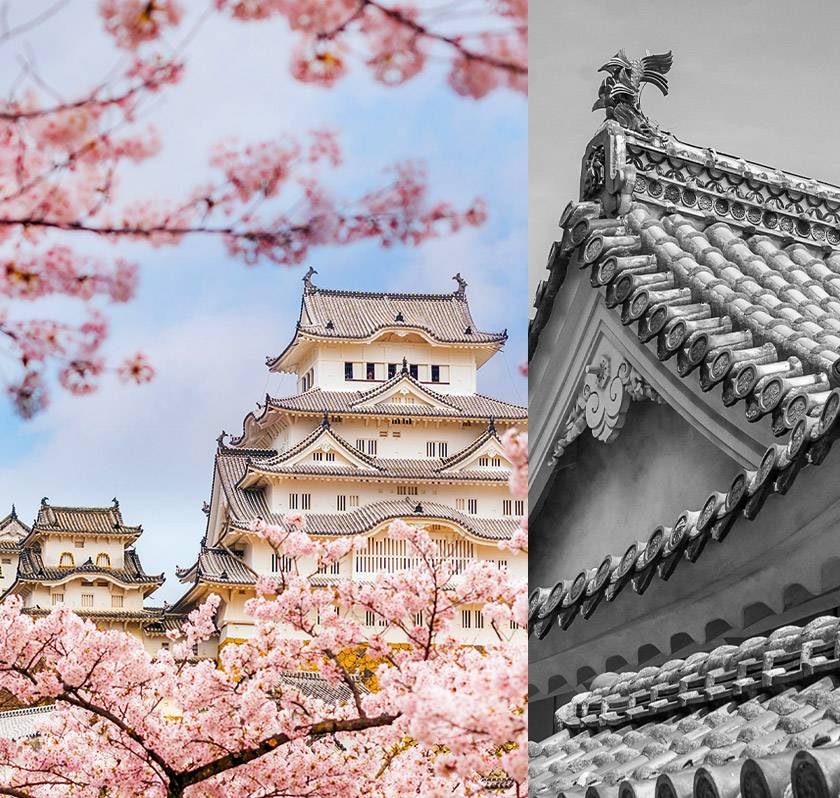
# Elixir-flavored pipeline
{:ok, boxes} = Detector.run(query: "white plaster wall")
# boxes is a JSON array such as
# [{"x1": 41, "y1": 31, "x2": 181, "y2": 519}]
[
  {"x1": 41, "y1": 536, "x2": 128, "y2": 569},
  {"x1": 24, "y1": 580, "x2": 147, "y2": 612},
  {"x1": 301, "y1": 341, "x2": 479, "y2": 394},
  {"x1": 0, "y1": 553, "x2": 19, "y2": 594},
  {"x1": 281, "y1": 417, "x2": 507, "y2": 456},
  {"x1": 266, "y1": 478, "x2": 516, "y2": 517}
]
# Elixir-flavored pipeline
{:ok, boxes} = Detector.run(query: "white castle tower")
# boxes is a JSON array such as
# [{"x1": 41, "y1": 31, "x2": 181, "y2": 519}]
[{"x1": 172, "y1": 271, "x2": 528, "y2": 651}]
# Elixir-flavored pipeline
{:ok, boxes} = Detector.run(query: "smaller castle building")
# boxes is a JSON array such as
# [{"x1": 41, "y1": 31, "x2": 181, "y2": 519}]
[{"x1": 0, "y1": 501, "x2": 168, "y2": 653}]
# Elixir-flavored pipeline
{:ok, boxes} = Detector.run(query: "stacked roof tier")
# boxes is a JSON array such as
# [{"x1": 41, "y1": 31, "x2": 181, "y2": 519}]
[{"x1": 530, "y1": 119, "x2": 840, "y2": 638}]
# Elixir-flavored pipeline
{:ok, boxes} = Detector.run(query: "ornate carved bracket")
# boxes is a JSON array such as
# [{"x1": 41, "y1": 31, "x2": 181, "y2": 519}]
[{"x1": 552, "y1": 350, "x2": 662, "y2": 462}]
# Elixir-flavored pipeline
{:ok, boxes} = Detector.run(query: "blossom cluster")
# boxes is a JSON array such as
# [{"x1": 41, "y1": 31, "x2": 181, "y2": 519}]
[{"x1": 0, "y1": 516, "x2": 527, "y2": 796}]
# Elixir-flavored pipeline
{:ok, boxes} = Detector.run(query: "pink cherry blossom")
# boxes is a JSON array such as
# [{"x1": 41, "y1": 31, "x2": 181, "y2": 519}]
[
  {"x1": 0, "y1": 512, "x2": 527, "y2": 795},
  {"x1": 0, "y1": 3, "x2": 513, "y2": 418}
]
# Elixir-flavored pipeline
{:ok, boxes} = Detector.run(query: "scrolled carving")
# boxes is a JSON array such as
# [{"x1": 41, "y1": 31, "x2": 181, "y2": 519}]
[{"x1": 552, "y1": 351, "x2": 663, "y2": 462}]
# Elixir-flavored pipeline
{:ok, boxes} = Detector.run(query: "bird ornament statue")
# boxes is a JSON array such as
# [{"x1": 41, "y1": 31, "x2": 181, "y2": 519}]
[{"x1": 592, "y1": 49, "x2": 673, "y2": 135}]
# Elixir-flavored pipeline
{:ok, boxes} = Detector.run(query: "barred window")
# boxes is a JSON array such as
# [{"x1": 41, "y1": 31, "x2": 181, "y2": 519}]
[
  {"x1": 271, "y1": 553, "x2": 294, "y2": 573},
  {"x1": 81, "y1": 593, "x2": 94, "y2": 608}
]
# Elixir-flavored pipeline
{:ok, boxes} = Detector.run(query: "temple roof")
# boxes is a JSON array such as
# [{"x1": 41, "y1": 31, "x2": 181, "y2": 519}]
[
  {"x1": 529, "y1": 114, "x2": 840, "y2": 636},
  {"x1": 531, "y1": 615, "x2": 840, "y2": 798},
  {"x1": 13, "y1": 548, "x2": 163, "y2": 590},
  {"x1": 268, "y1": 272, "x2": 507, "y2": 372},
  {"x1": 26, "y1": 499, "x2": 142, "y2": 543}
]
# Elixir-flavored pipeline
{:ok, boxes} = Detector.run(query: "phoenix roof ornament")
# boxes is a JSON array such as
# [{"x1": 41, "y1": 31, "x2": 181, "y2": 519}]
[{"x1": 592, "y1": 49, "x2": 673, "y2": 136}]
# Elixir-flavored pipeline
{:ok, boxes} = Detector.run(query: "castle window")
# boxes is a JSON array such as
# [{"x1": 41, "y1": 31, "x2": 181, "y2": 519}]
[
  {"x1": 317, "y1": 561, "x2": 341, "y2": 575},
  {"x1": 426, "y1": 441, "x2": 448, "y2": 458},
  {"x1": 388, "y1": 363, "x2": 398, "y2": 379},
  {"x1": 356, "y1": 438, "x2": 377, "y2": 455},
  {"x1": 74, "y1": 540, "x2": 85, "y2": 549},
  {"x1": 366, "y1": 362, "x2": 376, "y2": 380},
  {"x1": 52, "y1": 593, "x2": 64, "y2": 606},
  {"x1": 81, "y1": 593, "x2": 94, "y2": 608},
  {"x1": 475, "y1": 610, "x2": 485, "y2": 629},
  {"x1": 271, "y1": 553, "x2": 294, "y2": 573},
  {"x1": 349, "y1": 495, "x2": 359, "y2": 507},
  {"x1": 397, "y1": 486, "x2": 418, "y2": 496},
  {"x1": 515, "y1": 500, "x2": 525, "y2": 515},
  {"x1": 503, "y1": 499, "x2": 512, "y2": 516},
  {"x1": 431, "y1": 365, "x2": 440, "y2": 383},
  {"x1": 337, "y1": 495, "x2": 347, "y2": 511},
  {"x1": 299, "y1": 368, "x2": 314, "y2": 392},
  {"x1": 96, "y1": 553, "x2": 111, "y2": 568},
  {"x1": 111, "y1": 594, "x2": 124, "y2": 608},
  {"x1": 479, "y1": 456, "x2": 489, "y2": 466},
  {"x1": 313, "y1": 451, "x2": 324, "y2": 461},
  {"x1": 59, "y1": 552, "x2": 74, "y2": 568},
  {"x1": 1, "y1": 558, "x2": 10, "y2": 565},
  {"x1": 288, "y1": 493, "x2": 311, "y2": 510},
  {"x1": 456, "y1": 498, "x2": 465, "y2": 510},
  {"x1": 413, "y1": 612, "x2": 423, "y2": 626},
  {"x1": 510, "y1": 619, "x2": 520, "y2": 630},
  {"x1": 461, "y1": 610, "x2": 471, "y2": 629},
  {"x1": 326, "y1": 452, "x2": 335, "y2": 462},
  {"x1": 364, "y1": 610, "x2": 376, "y2": 627},
  {"x1": 344, "y1": 362, "x2": 354, "y2": 380},
  {"x1": 409, "y1": 364, "x2": 419, "y2": 380},
  {"x1": 467, "y1": 499, "x2": 478, "y2": 514}
]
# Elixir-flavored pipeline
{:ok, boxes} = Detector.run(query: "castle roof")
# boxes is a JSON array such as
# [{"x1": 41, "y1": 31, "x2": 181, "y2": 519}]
[
  {"x1": 530, "y1": 102, "x2": 840, "y2": 637},
  {"x1": 26, "y1": 499, "x2": 142, "y2": 544},
  {"x1": 175, "y1": 545, "x2": 257, "y2": 585},
  {"x1": 268, "y1": 272, "x2": 507, "y2": 372},
  {"x1": 13, "y1": 547, "x2": 162, "y2": 590},
  {"x1": 533, "y1": 615, "x2": 840, "y2": 798},
  {"x1": 0, "y1": 506, "x2": 29, "y2": 540},
  {"x1": 232, "y1": 421, "x2": 509, "y2": 487}
]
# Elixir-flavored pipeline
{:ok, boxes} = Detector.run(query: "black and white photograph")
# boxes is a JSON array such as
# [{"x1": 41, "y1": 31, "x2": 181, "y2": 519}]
[{"x1": 528, "y1": 3, "x2": 840, "y2": 796}]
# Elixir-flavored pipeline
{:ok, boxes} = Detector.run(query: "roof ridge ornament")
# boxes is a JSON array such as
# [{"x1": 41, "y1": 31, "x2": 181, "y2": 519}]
[
  {"x1": 593, "y1": 49, "x2": 673, "y2": 136},
  {"x1": 401, "y1": 356, "x2": 409, "y2": 375},
  {"x1": 216, "y1": 431, "x2": 228, "y2": 449},
  {"x1": 452, "y1": 272, "x2": 467, "y2": 299},
  {"x1": 302, "y1": 266, "x2": 318, "y2": 295},
  {"x1": 321, "y1": 411, "x2": 330, "y2": 429}
]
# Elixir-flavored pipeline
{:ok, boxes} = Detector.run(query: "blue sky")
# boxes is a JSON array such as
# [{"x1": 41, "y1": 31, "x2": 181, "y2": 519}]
[{"x1": 0, "y1": 2, "x2": 526, "y2": 601}]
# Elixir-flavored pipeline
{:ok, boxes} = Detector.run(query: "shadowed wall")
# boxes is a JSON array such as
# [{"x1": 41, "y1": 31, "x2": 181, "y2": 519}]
[{"x1": 531, "y1": 400, "x2": 741, "y2": 588}]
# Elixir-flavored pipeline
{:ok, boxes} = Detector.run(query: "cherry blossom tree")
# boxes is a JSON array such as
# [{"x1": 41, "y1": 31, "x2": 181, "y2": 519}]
[
  {"x1": 0, "y1": 514, "x2": 527, "y2": 797},
  {"x1": 0, "y1": 1, "x2": 526, "y2": 417}
]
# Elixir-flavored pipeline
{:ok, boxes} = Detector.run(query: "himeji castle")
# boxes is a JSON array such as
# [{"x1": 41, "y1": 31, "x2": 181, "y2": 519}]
[
  {"x1": 170, "y1": 269, "x2": 528, "y2": 654},
  {"x1": 0, "y1": 272, "x2": 526, "y2": 659}
]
